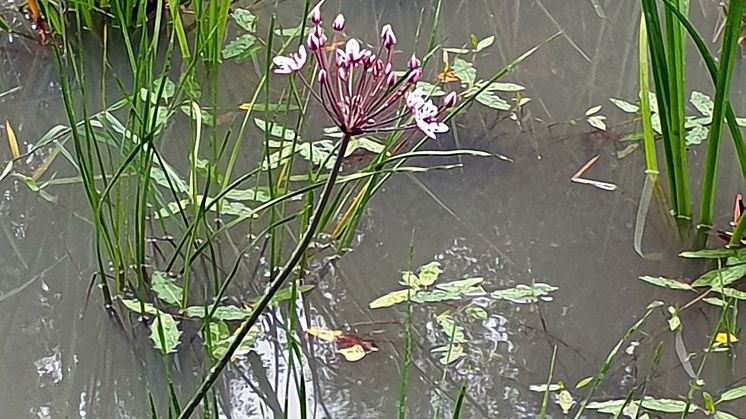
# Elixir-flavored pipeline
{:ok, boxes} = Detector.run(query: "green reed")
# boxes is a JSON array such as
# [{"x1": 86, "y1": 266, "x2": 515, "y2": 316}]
[{"x1": 640, "y1": 0, "x2": 746, "y2": 230}]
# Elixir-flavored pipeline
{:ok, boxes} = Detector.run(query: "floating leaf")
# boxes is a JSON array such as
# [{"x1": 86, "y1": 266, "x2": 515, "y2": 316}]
[
  {"x1": 714, "y1": 411, "x2": 739, "y2": 419},
  {"x1": 233, "y1": 8, "x2": 257, "y2": 31},
  {"x1": 715, "y1": 332, "x2": 738, "y2": 345},
  {"x1": 466, "y1": 306, "x2": 488, "y2": 320},
  {"x1": 691, "y1": 264, "x2": 746, "y2": 288},
  {"x1": 557, "y1": 389, "x2": 576, "y2": 414},
  {"x1": 587, "y1": 115, "x2": 607, "y2": 131},
  {"x1": 370, "y1": 289, "x2": 415, "y2": 308},
  {"x1": 452, "y1": 58, "x2": 477, "y2": 86},
  {"x1": 436, "y1": 314, "x2": 465, "y2": 343},
  {"x1": 338, "y1": 344, "x2": 367, "y2": 361},
  {"x1": 667, "y1": 306, "x2": 681, "y2": 331},
  {"x1": 415, "y1": 81, "x2": 446, "y2": 97},
  {"x1": 529, "y1": 384, "x2": 563, "y2": 392},
  {"x1": 639, "y1": 275, "x2": 693, "y2": 291},
  {"x1": 207, "y1": 321, "x2": 259, "y2": 361},
  {"x1": 151, "y1": 272, "x2": 183, "y2": 307},
  {"x1": 307, "y1": 327, "x2": 342, "y2": 342},
  {"x1": 485, "y1": 82, "x2": 525, "y2": 92},
  {"x1": 575, "y1": 376, "x2": 594, "y2": 389},
  {"x1": 436, "y1": 70, "x2": 459, "y2": 82},
  {"x1": 640, "y1": 398, "x2": 696, "y2": 413},
  {"x1": 491, "y1": 283, "x2": 558, "y2": 303},
  {"x1": 609, "y1": 98, "x2": 639, "y2": 113},
  {"x1": 690, "y1": 91, "x2": 713, "y2": 116},
  {"x1": 150, "y1": 312, "x2": 181, "y2": 355},
  {"x1": 585, "y1": 105, "x2": 602, "y2": 116},
  {"x1": 685, "y1": 124, "x2": 708, "y2": 146},
  {"x1": 679, "y1": 248, "x2": 739, "y2": 259},
  {"x1": 418, "y1": 262, "x2": 442, "y2": 287},
  {"x1": 475, "y1": 35, "x2": 495, "y2": 52},
  {"x1": 254, "y1": 118, "x2": 297, "y2": 141},
  {"x1": 250, "y1": 284, "x2": 315, "y2": 307},
  {"x1": 410, "y1": 290, "x2": 461, "y2": 303},
  {"x1": 718, "y1": 385, "x2": 746, "y2": 403},
  {"x1": 120, "y1": 298, "x2": 159, "y2": 315},
  {"x1": 224, "y1": 187, "x2": 272, "y2": 202},
  {"x1": 5, "y1": 120, "x2": 19, "y2": 160},
  {"x1": 476, "y1": 91, "x2": 510, "y2": 110},
  {"x1": 432, "y1": 344, "x2": 464, "y2": 365},
  {"x1": 436, "y1": 277, "x2": 486, "y2": 296},
  {"x1": 182, "y1": 305, "x2": 251, "y2": 321}
]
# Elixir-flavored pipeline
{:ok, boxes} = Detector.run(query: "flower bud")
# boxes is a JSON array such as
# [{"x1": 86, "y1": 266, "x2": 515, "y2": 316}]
[
  {"x1": 406, "y1": 68, "x2": 422, "y2": 84},
  {"x1": 318, "y1": 69, "x2": 328, "y2": 84},
  {"x1": 444, "y1": 91, "x2": 457, "y2": 108},
  {"x1": 386, "y1": 72, "x2": 397, "y2": 87},
  {"x1": 380, "y1": 24, "x2": 397, "y2": 48},
  {"x1": 407, "y1": 55, "x2": 420, "y2": 70},
  {"x1": 310, "y1": 4, "x2": 322, "y2": 25},
  {"x1": 307, "y1": 31, "x2": 321, "y2": 51},
  {"x1": 338, "y1": 67, "x2": 348, "y2": 81},
  {"x1": 332, "y1": 13, "x2": 345, "y2": 31}
]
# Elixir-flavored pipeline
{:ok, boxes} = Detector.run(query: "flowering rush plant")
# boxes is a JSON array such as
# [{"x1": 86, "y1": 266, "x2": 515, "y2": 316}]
[{"x1": 272, "y1": 3, "x2": 456, "y2": 140}]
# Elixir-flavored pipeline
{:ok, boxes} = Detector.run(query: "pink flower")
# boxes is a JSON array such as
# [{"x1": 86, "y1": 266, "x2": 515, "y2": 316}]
[
  {"x1": 272, "y1": 46, "x2": 307, "y2": 74},
  {"x1": 444, "y1": 91, "x2": 457, "y2": 108},
  {"x1": 406, "y1": 89, "x2": 449, "y2": 139},
  {"x1": 341, "y1": 39, "x2": 367, "y2": 64},
  {"x1": 332, "y1": 14, "x2": 345, "y2": 31},
  {"x1": 381, "y1": 24, "x2": 396, "y2": 48},
  {"x1": 407, "y1": 55, "x2": 420, "y2": 70}
]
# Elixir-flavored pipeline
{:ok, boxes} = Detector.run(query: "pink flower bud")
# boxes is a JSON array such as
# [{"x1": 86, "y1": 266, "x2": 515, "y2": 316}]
[
  {"x1": 407, "y1": 55, "x2": 420, "y2": 70},
  {"x1": 332, "y1": 14, "x2": 345, "y2": 31},
  {"x1": 338, "y1": 67, "x2": 348, "y2": 81},
  {"x1": 307, "y1": 31, "x2": 321, "y2": 51},
  {"x1": 310, "y1": 4, "x2": 322, "y2": 25},
  {"x1": 384, "y1": 62, "x2": 392, "y2": 75},
  {"x1": 380, "y1": 24, "x2": 397, "y2": 48},
  {"x1": 444, "y1": 91, "x2": 457, "y2": 108},
  {"x1": 406, "y1": 68, "x2": 422, "y2": 84},
  {"x1": 318, "y1": 69, "x2": 328, "y2": 84},
  {"x1": 386, "y1": 72, "x2": 397, "y2": 87}
]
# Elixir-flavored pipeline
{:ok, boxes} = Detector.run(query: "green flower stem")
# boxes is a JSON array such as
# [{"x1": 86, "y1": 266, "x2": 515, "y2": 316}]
[{"x1": 177, "y1": 133, "x2": 351, "y2": 419}]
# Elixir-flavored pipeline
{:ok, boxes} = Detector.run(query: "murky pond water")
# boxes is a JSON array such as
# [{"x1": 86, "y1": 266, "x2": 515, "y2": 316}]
[{"x1": 2, "y1": 0, "x2": 746, "y2": 417}]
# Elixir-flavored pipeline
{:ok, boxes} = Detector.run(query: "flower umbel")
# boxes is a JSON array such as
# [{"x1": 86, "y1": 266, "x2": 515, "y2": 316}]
[{"x1": 272, "y1": 5, "x2": 451, "y2": 139}]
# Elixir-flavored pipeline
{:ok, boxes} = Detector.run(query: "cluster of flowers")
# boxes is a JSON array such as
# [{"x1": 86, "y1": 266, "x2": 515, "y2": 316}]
[{"x1": 272, "y1": 4, "x2": 455, "y2": 139}]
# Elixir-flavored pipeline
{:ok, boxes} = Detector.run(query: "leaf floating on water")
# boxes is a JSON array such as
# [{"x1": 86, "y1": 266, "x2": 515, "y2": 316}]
[
  {"x1": 120, "y1": 298, "x2": 159, "y2": 315},
  {"x1": 529, "y1": 384, "x2": 563, "y2": 392},
  {"x1": 182, "y1": 305, "x2": 252, "y2": 321},
  {"x1": 557, "y1": 389, "x2": 576, "y2": 414},
  {"x1": 151, "y1": 272, "x2": 184, "y2": 308},
  {"x1": 718, "y1": 384, "x2": 746, "y2": 403},
  {"x1": 691, "y1": 264, "x2": 746, "y2": 288},
  {"x1": 465, "y1": 306, "x2": 488, "y2": 320},
  {"x1": 5, "y1": 120, "x2": 19, "y2": 160},
  {"x1": 715, "y1": 332, "x2": 738, "y2": 345},
  {"x1": 418, "y1": 262, "x2": 442, "y2": 287},
  {"x1": 491, "y1": 283, "x2": 558, "y2": 304},
  {"x1": 307, "y1": 327, "x2": 342, "y2": 342},
  {"x1": 639, "y1": 275, "x2": 693, "y2": 291},
  {"x1": 432, "y1": 344, "x2": 465, "y2": 365},
  {"x1": 150, "y1": 312, "x2": 181, "y2": 355},
  {"x1": 575, "y1": 376, "x2": 594, "y2": 389},
  {"x1": 713, "y1": 411, "x2": 739, "y2": 419},
  {"x1": 609, "y1": 97, "x2": 639, "y2": 113},
  {"x1": 667, "y1": 306, "x2": 681, "y2": 331},
  {"x1": 338, "y1": 344, "x2": 367, "y2": 362},
  {"x1": 679, "y1": 248, "x2": 740, "y2": 259},
  {"x1": 370, "y1": 289, "x2": 416, "y2": 308},
  {"x1": 585, "y1": 105, "x2": 602, "y2": 116}
]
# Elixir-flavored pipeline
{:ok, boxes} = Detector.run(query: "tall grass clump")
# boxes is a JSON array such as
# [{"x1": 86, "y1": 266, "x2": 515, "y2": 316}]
[{"x1": 639, "y1": 0, "x2": 746, "y2": 232}]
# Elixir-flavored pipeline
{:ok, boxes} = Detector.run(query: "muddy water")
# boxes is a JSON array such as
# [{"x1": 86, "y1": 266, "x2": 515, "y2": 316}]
[{"x1": 1, "y1": 0, "x2": 746, "y2": 417}]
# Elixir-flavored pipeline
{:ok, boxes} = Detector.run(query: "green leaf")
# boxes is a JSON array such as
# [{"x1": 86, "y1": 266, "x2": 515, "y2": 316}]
[
  {"x1": 182, "y1": 305, "x2": 252, "y2": 321},
  {"x1": 350, "y1": 137, "x2": 385, "y2": 154},
  {"x1": 484, "y1": 82, "x2": 525, "y2": 92},
  {"x1": 639, "y1": 275, "x2": 694, "y2": 291},
  {"x1": 491, "y1": 283, "x2": 558, "y2": 303},
  {"x1": 400, "y1": 271, "x2": 420, "y2": 288},
  {"x1": 679, "y1": 248, "x2": 739, "y2": 259},
  {"x1": 703, "y1": 297, "x2": 729, "y2": 307},
  {"x1": 436, "y1": 314, "x2": 465, "y2": 343},
  {"x1": 418, "y1": 262, "x2": 442, "y2": 287},
  {"x1": 150, "y1": 312, "x2": 181, "y2": 355},
  {"x1": 475, "y1": 91, "x2": 510, "y2": 110},
  {"x1": 529, "y1": 384, "x2": 563, "y2": 392},
  {"x1": 587, "y1": 115, "x2": 607, "y2": 131},
  {"x1": 410, "y1": 290, "x2": 460, "y2": 303},
  {"x1": 575, "y1": 376, "x2": 594, "y2": 389},
  {"x1": 233, "y1": 8, "x2": 257, "y2": 32},
  {"x1": 703, "y1": 391, "x2": 715, "y2": 414},
  {"x1": 436, "y1": 277, "x2": 485, "y2": 296},
  {"x1": 714, "y1": 287, "x2": 746, "y2": 300},
  {"x1": 224, "y1": 187, "x2": 272, "y2": 202},
  {"x1": 120, "y1": 298, "x2": 159, "y2": 315},
  {"x1": 609, "y1": 98, "x2": 639, "y2": 113},
  {"x1": 585, "y1": 105, "x2": 602, "y2": 116},
  {"x1": 249, "y1": 284, "x2": 315, "y2": 307},
  {"x1": 667, "y1": 305, "x2": 681, "y2": 331},
  {"x1": 691, "y1": 264, "x2": 746, "y2": 288},
  {"x1": 685, "y1": 124, "x2": 708, "y2": 146},
  {"x1": 415, "y1": 81, "x2": 446, "y2": 97},
  {"x1": 640, "y1": 398, "x2": 696, "y2": 413},
  {"x1": 254, "y1": 118, "x2": 297, "y2": 141},
  {"x1": 714, "y1": 411, "x2": 740, "y2": 419},
  {"x1": 690, "y1": 91, "x2": 713, "y2": 116},
  {"x1": 466, "y1": 306, "x2": 488, "y2": 320},
  {"x1": 370, "y1": 289, "x2": 415, "y2": 308},
  {"x1": 151, "y1": 272, "x2": 183, "y2": 307},
  {"x1": 297, "y1": 141, "x2": 336, "y2": 169},
  {"x1": 718, "y1": 385, "x2": 746, "y2": 403},
  {"x1": 557, "y1": 390, "x2": 576, "y2": 414},
  {"x1": 475, "y1": 35, "x2": 495, "y2": 52},
  {"x1": 207, "y1": 321, "x2": 259, "y2": 361},
  {"x1": 432, "y1": 344, "x2": 464, "y2": 365},
  {"x1": 274, "y1": 25, "x2": 312, "y2": 37},
  {"x1": 452, "y1": 58, "x2": 477, "y2": 86},
  {"x1": 223, "y1": 34, "x2": 258, "y2": 61}
]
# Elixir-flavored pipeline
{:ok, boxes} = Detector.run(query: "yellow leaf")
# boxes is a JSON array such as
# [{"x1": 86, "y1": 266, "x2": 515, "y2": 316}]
[
  {"x1": 436, "y1": 70, "x2": 459, "y2": 83},
  {"x1": 715, "y1": 332, "x2": 738, "y2": 344},
  {"x1": 557, "y1": 389, "x2": 576, "y2": 414},
  {"x1": 307, "y1": 327, "x2": 342, "y2": 342},
  {"x1": 5, "y1": 120, "x2": 19, "y2": 160},
  {"x1": 338, "y1": 344, "x2": 366, "y2": 362}
]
